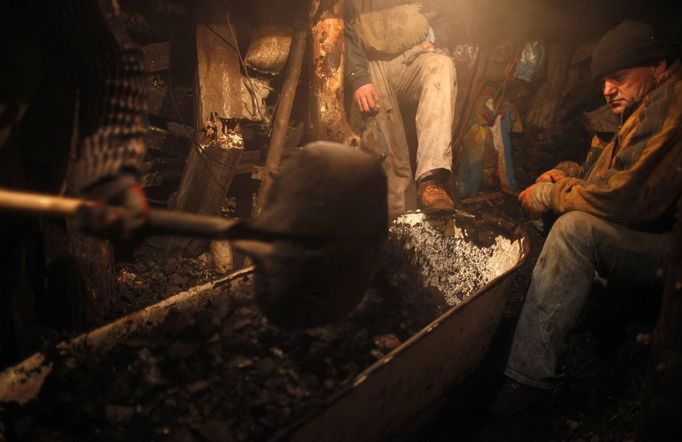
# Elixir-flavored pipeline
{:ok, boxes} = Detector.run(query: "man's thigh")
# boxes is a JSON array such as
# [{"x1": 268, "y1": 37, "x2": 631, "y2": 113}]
[
  {"x1": 554, "y1": 211, "x2": 670, "y2": 288},
  {"x1": 386, "y1": 49, "x2": 455, "y2": 103}
]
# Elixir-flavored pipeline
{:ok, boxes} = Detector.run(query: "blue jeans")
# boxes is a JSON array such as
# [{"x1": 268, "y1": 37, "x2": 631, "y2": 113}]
[{"x1": 505, "y1": 211, "x2": 671, "y2": 389}]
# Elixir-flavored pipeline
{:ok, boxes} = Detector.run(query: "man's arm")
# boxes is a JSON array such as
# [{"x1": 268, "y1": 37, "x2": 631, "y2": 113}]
[
  {"x1": 344, "y1": 1, "x2": 380, "y2": 113},
  {"x1": 550, "y1": 85, "x2": 682, "y2": 227},
  {"x1": 51, "y1": 0, "x2": 148, "y2": 194},
  {"x1": 345, "y1": 3, "x2": 371, "y2": 93},
  {"x1": 536, "y1": 161, "x2": 583, "y2": 183},
  {"x1": 43, "y1": 0, "x2": 149, "y2": 235}
]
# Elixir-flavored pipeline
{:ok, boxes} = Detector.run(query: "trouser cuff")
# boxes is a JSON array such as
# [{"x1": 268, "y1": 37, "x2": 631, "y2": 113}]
[
  {"x1": 504, "y1": 366, "x2": 558, "y2": 391},
  {"x1": 416, "y1": 167, "x2": 451, "y2": 184}
]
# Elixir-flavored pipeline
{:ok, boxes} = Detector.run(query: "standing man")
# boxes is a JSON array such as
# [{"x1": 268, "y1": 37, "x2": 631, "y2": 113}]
[
  {"x1": 345, "y1": 0, "x2": 458, "y2": 216},
  {"x1": 493, "y1": 20, "x2": 682, "y2": 413},
  {"x1": 1, "y1": 0, "x2": 149, "y2": 364}
]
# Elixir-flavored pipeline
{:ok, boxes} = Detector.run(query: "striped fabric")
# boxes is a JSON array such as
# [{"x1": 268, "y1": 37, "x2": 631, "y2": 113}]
[{"x1": 39, "y1": 0, "x2": 149, "y2": 192}]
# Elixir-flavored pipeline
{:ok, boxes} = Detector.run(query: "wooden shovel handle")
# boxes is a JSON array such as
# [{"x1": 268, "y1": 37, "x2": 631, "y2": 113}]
[
  {"x1": 0, "y1": 188, "x2": 94, "y2": 217},
  {"x1": 146, "y1": 209, "x2": 241, "y2": 239},
  {"x1": 0, "y1": 188, "x2": 242, "y2": 238}
]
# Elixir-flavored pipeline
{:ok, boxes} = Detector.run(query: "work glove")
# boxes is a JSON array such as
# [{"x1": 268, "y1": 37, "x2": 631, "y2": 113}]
[
  {"x1": 518, "y1": 182, "x2": 554, "y2": 218},
  {"x1": 79, "y1": 174, "x2": 149, "y2": 239},
  {"x1": 535, "y1": 168, "x2": 566, "y2": 184}
]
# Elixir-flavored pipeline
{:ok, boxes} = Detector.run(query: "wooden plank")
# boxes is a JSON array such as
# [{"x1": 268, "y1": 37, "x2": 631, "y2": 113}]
[
  {"x1": 195, "y1": 0, "x2": 243, "y2": 123},
  {"x1": 235, "y1": 150, "x2": 262, "y2": 174},
  {"x1": 165, "y1": 0, "x2": 244, "y2": 259},
  {"x1": 166, "y1": 133, "x2": 244, "y2": 257}
]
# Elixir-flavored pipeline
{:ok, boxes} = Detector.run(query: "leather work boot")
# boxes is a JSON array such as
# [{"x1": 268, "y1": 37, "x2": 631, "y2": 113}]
[
  {"x1": 489, "y1": 377, "x2": 557, "y2": 416},
  {"x1": 418, "y1": 180, "x2": 456, "y2": 216}
]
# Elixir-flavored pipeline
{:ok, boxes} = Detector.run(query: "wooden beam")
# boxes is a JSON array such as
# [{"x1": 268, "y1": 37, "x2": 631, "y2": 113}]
[
  {"x1": 308, "y1": 0, "x2": 359, "y2": 147},
  {"x1": 165, "y1": 0, "x2": 244, "y2": 258},
  {"x1": 253, "y1": 22, "x2": 307, "y2": 216},
  {"x1": 195, "y1": 0, "x2": 243, "y2": 124}
]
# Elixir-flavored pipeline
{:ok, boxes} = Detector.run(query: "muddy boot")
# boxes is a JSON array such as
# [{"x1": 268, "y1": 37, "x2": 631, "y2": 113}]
[
  {"x1": 489, "y1": 377, "x2": 557, "y2": 416},
  {"x1": 418, "y1": 179, "x2": 456, "y2": 217}
]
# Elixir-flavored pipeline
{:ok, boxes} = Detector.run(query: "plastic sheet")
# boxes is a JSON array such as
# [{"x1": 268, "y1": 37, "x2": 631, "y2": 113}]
[{"x1": 514, "y1": 40, "x2": 545, "y2": 82}]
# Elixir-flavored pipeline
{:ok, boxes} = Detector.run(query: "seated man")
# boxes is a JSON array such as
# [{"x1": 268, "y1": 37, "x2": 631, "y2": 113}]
[
  {"x1": 495, "y1": 20, "x2": 682, "y2": 412},
  {"x1": 344, "y1": 0, "x2": 457, "y2": 216}
]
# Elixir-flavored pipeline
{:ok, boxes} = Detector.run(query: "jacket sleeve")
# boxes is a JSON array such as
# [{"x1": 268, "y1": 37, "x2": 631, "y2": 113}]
[
  {"x1": 345, "y1": 1, "x2": 372, "y2": 93},
  {"x1": 44, "y1": 0, "x2": 148, "y2": 193},
  {"x1": 550, "y1": 81, "x2": 682, "y2": 228}
]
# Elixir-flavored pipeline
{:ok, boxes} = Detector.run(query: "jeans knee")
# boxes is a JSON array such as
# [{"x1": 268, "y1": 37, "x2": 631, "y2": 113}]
[{"x1": 547, "y1": 211, "x2": 599, "y2": 251}]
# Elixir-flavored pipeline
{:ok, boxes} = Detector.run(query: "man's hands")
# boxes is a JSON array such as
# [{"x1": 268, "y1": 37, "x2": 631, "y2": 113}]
[
  {"x1": 518, "y1": 182, "x2": 554, "y2": 218},
  {"x1": 421, "y1": 41, "x2": 435, "y2": 51},
  {"x1": 353, "y1": 83, "x2": 380, "y2": 114},
  {"x1": 535, "y1": 168, "x2": 566, "y2": 184},
  {"x1": 80, "y1": 176, "x2": 149, "y2": 239},
  {"x1": 520, "y1": 168, "x2": 564, "y2": 216}
]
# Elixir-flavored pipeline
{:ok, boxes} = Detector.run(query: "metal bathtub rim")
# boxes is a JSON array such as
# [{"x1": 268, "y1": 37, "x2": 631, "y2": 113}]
[{"x1": 276, "y1": 226, "x2": 531, "y2": 442}]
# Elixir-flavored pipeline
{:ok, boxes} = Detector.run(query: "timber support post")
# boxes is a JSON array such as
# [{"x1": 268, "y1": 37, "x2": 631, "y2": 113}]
[
  {"x1": 253, "y1": 22, "x2": 308, "y2": 216},
  {"x1": 308, "y1": 0, "x2": 359, "y2": 147},
  {"x1": 165, "y1": 0, "x2": 244, "y2": 258}
]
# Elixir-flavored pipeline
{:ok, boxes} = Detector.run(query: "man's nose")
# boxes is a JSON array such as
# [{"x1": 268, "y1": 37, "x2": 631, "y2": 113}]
[{"x1": 603, "y1": 80, "x2": 617, "y2": 97}]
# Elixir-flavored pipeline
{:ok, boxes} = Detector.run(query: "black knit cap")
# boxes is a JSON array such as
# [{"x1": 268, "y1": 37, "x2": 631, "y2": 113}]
[{"x1": 591, "y1": 20, "x2": 668, "y2": 81}]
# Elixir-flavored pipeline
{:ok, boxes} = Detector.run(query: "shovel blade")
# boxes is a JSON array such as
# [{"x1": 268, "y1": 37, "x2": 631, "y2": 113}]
[
  {"x1": 247, "y1": 238, "x2": 381, "y2": 328},
  {"x1": 249, "y1": 141, "x2": 387, "y2": 239},
  {"x1": 247, "y1": 142, "x2": 387, "y2": 327}
]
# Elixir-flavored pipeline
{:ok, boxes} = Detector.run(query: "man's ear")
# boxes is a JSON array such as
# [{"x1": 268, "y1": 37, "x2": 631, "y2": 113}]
[{"x1": 654, "y1": 59, "x2": 669, "y2": 82}]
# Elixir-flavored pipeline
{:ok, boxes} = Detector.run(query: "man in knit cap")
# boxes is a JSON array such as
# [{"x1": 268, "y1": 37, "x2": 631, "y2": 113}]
[{"x1": 492, "y1": 20, "x2": 682, "y2": 413}]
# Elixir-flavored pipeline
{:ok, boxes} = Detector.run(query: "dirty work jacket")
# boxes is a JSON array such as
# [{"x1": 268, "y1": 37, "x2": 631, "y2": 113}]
[
  {"x1": 344, "y1": 0, "x2": 455, "y2": 93},
  {"x1": 549, "y1": 62, "x2": 682, "y2": 232}
]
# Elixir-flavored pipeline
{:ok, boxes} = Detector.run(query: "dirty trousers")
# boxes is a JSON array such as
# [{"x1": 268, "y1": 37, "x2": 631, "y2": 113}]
[
  {"x1": 367, "y1": 47, "x2": 457, "y2": 214},
  {"x1": 505, "y1": 211, "x2": 671, "y2": 389}
]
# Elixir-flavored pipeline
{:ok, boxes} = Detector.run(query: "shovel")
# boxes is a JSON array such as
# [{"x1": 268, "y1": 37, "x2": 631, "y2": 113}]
[{"x1": 0, "y1": 142, "x2": 388, "y2": 328}]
